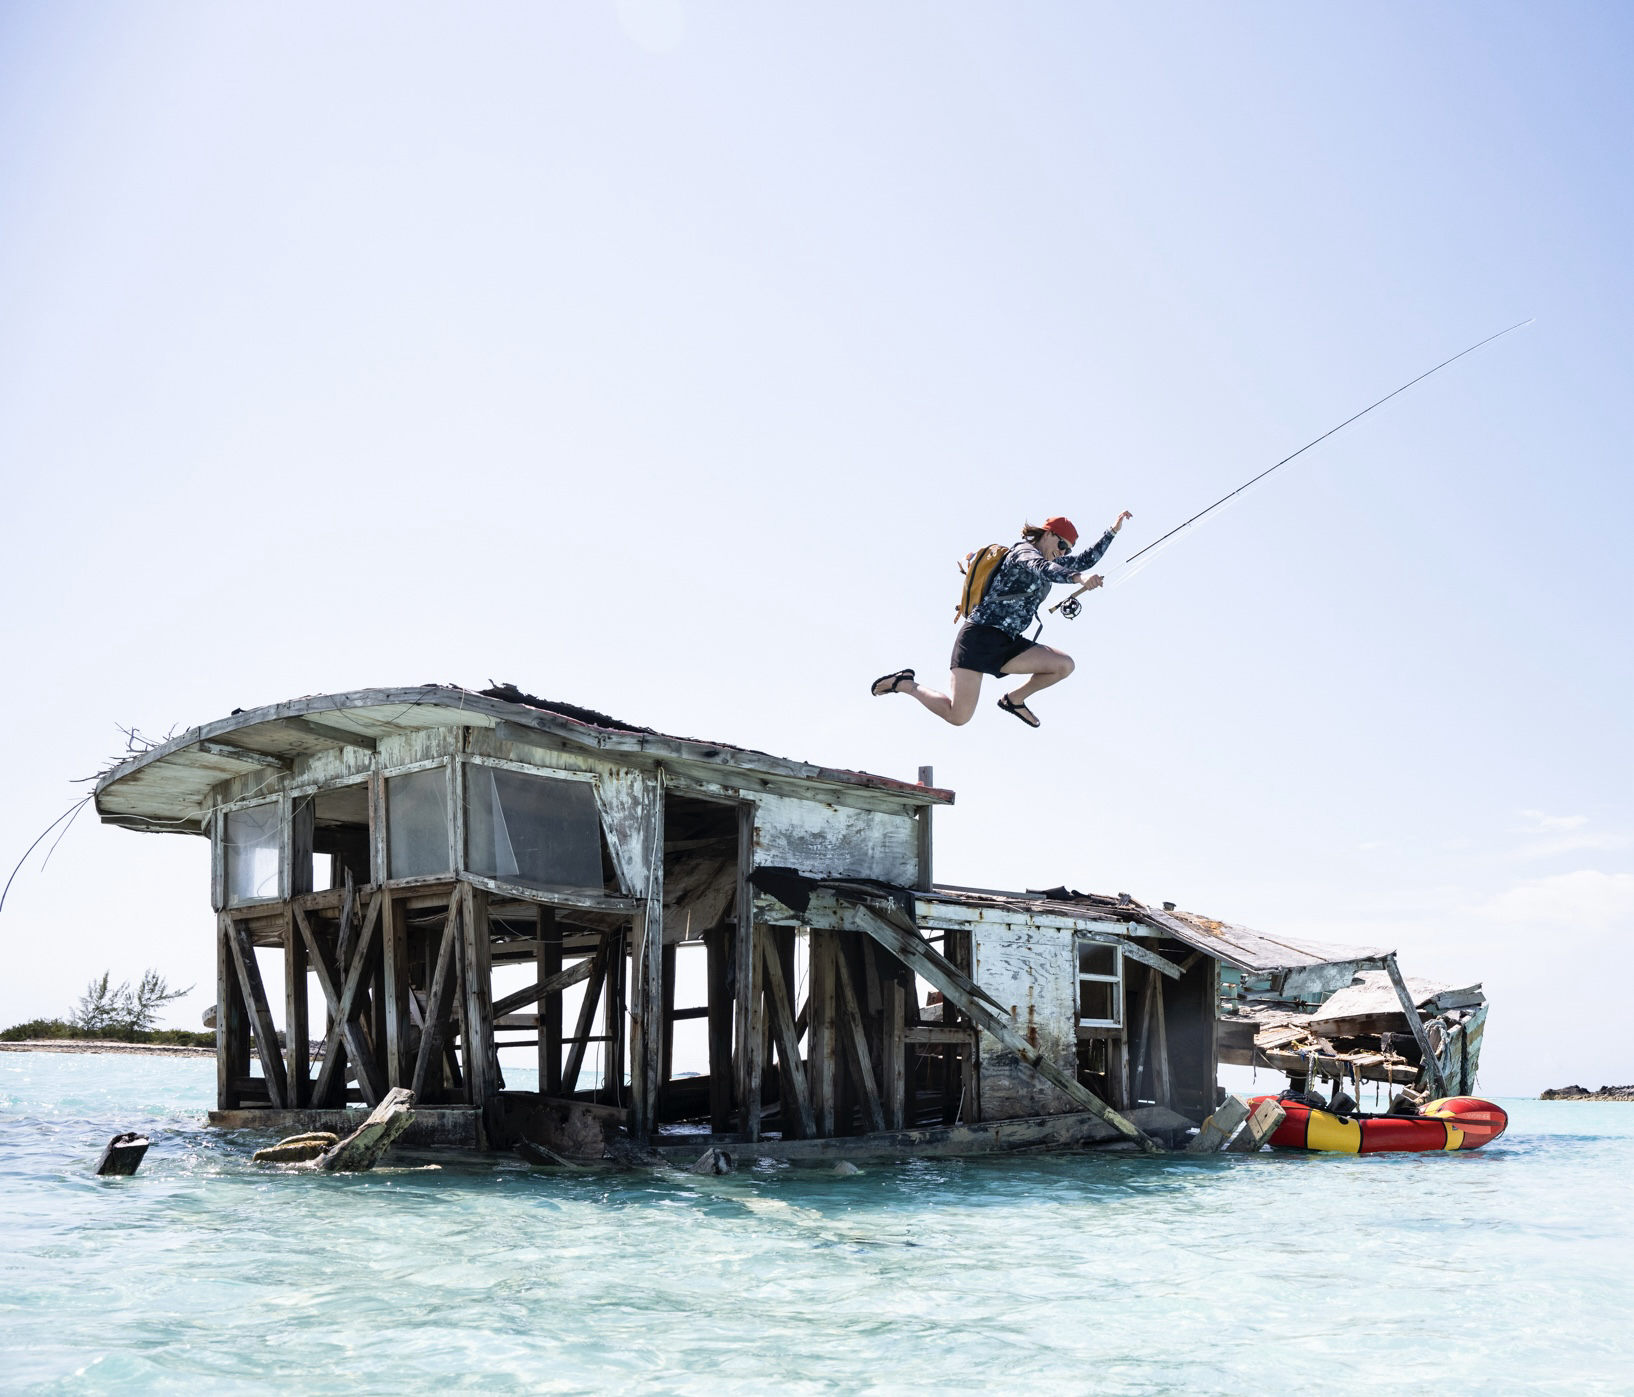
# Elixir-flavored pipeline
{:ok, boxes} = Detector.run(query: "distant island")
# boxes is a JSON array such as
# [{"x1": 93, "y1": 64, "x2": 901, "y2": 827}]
[{"x1": 1540, "y1": 1084, "x2": 1634, "y2": 1101}]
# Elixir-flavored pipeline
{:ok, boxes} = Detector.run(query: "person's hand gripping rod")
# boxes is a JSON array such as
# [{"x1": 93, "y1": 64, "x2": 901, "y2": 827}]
[{"x1": 1048, "y1": 511, "x2": 1132, "y2": 619}]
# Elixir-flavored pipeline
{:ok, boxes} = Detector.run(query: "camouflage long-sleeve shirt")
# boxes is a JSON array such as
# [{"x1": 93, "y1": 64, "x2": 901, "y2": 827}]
[{"x1": 967, "y1": 531, "x2": 1117, "y2": 637}]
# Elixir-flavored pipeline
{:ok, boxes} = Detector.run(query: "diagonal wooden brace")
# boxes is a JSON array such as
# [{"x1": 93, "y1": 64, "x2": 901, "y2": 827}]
[
  {"x1": 849, "y1": 904, "x2": 1162, "y2": 1153},
  {"x1": 411, "y1": 893, "x2": 463, "y2": 1099},
  {"x1": 760, "y1": 932, "x2": 817, "y2": 1139},
  {"x1": 302, "y1": 894, "x2": 387, "y2": 1107},
  {"x1": 225, "y1": 917, "x2": 290, "y2": 1108}
]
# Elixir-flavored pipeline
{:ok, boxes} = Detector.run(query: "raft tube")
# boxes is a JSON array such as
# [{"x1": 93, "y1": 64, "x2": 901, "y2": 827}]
[{"x1": 1249, "y1": 1095, "x2": 1508, "y2": 1154}]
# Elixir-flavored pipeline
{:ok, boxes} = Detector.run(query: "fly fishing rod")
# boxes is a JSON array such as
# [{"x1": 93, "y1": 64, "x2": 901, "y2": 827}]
[{"x1": 1048, "y1": 318, "x2": 1534, "y2": 618}]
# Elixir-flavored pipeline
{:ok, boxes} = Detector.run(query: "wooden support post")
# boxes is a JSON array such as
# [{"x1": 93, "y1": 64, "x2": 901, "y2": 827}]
[
  {"x1": 660, "y1": 942, "x2": 677, "y2": 1093},
  {"x1": 216, "y1": 913, "x2": 249, "y2": 1110},
  {"x1": 915, "y1": 765, "x2": 934, "y2": 893},
  {"x1": 738, "y1": 922, "x2": 767, "y2": 1140},
  {"x1": 562, "y1": 937, "x2": 610, "y2": 1094},
  {"x1": 733, "y1": 803, "x2": 757, "y2": 1136},
  {"x1": 1131, "y1": 967, "x2": 1157, "y2": 1103},
  {"x1": 1152, "y1": 971, "x2": 1172, "y2": 1111},
  {"x1": 761, "y1": 931, "x2": 816, "y2": 1139},
  {"x1": 411, "y1": 894, "x2": 462, "y2": 1101},
  {"x1": 807, "y1": 928, "x2": 838, "y2": 1137},
  {"x1": 706, "y1": 923, "x2": 734, "y2": 1133},
  {"x1": 382, "y1": 890, "x2": 412, "y2": 1089},
  {"x1": 538, "y1": 907, "x2": 562, "y2": 1097},
  {"x1": 851, "y1": 904, "x2": 1161, "y2": 1153},
  {"x1": 284, "y1": 907, "x2": 309, "y2": 1108},
  {"x1": 1385, "y1": 952, "x2": 1446, "y2": 1097},
  {"x1": 605, "y1": 928, "x2": 627, "y2": 1108},
  {"x1": 630, "y1": 905, "x2": 663, "y2": 1136},
  {"x1": 884, "y1": 968, "x2": 906, "y2": 1131},
  {"x1": 225, "y1": 917, "x2": 290, "y2": 1108},
  {"x1": 834, "y1": 942, "x2": 885, "y2": 1134},
  {"x1": 459, "y1": 882, "x2": 496, "y2": 1106}
]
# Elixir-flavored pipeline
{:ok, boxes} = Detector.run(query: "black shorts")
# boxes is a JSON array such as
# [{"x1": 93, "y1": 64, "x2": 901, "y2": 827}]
[{"x1": 951, "y1": 623, "x2": 1037, "y2": 678}]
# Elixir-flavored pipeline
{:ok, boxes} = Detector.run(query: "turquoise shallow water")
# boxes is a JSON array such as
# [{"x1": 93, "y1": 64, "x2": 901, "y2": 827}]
[{"x1": 2, "y1": 1054, "x2": 1631, "y2": 1395}]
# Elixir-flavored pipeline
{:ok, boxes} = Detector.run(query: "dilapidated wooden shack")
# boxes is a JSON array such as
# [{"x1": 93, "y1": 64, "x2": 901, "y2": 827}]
[{"x1": 93, "y1": 684, "x2": 1485, "y2": 1160}]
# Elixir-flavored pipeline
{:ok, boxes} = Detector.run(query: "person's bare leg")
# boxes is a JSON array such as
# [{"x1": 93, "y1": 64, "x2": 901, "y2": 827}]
[
  {"x1": 906, "y1": 668, "x2": 984, "y2": 726},
  {"x1": 1000, "y1": 645, "x2": 1075, "y2": 705}
]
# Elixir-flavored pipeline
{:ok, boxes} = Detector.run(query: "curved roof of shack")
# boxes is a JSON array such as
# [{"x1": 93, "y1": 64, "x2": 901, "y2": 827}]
[{"x1": 94, "y1": 684, "x2": 955, "y2": 834}]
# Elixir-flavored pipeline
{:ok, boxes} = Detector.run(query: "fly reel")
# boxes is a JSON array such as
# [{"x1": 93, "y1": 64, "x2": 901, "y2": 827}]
[{"x1": 1058, "y1": 596, "x2": 1083, "y2": 621}]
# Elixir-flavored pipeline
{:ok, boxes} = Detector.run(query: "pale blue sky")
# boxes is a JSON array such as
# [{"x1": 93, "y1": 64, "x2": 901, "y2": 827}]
[{"x1": 1, "y1": 2, "x2": 1628, "y2": 1091}]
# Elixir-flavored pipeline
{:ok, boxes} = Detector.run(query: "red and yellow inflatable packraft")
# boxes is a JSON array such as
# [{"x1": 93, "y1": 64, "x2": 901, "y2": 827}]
[{"x1": 1248, "y1": 1095, "x2": 1508, "y2": 1154}]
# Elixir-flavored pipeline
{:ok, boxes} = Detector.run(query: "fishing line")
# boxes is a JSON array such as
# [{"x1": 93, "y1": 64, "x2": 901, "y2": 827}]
[
  {"x1": 0, "y1": 796, "x2": 94, "y2": 919},
  {"x1": 1109, "y1": 318, "x2": 1534, "y2": 585}
]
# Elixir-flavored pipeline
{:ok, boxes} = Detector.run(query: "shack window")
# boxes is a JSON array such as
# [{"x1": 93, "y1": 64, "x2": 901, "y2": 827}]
[
  {"x1": 465, "y1": 765, "x2": 602, "y2": 891},
  {"x1": 387, "y1": 767, "x2": 450, "y2": 879},
  {"x1": 1077, "y1": 939, "x2": 1122, "y2": 1028},
  {"x1": 225, "y1": 803, "x2": 282, "y2": 905}
]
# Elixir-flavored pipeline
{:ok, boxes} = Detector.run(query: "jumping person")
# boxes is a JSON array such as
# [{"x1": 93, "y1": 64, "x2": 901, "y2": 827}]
[{"x1": 871, "y1": 511, "x2": 1132, "y2": 728}]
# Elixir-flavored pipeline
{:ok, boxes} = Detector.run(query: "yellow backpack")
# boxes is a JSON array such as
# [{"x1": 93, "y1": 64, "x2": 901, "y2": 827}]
[{"x1": 955, "y1": 545, "x2": 1010, "y2": 621}]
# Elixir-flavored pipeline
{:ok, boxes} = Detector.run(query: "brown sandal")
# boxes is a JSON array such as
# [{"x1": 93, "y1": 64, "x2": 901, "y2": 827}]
[
  {"x1": 998, "y1": 694, "x2": 1040, "y2": 727},
  {"x1": 871, "y1": 668, "x2": 915, "y2": 697}
]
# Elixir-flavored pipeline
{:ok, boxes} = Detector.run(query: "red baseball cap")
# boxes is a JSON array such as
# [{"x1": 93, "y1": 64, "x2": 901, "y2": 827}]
[{"x1": 1044, "y1": 516, "x2": 1078, "y2": 547}]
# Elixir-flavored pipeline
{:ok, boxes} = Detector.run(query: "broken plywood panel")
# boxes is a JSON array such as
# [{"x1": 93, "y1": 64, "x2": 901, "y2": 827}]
[
  {"x1": 753, "y1": 793, "x2": 918, "y2": 886},
  {"x1": 971, "y1": 922, "x2": 1077, "y2": 1120}
]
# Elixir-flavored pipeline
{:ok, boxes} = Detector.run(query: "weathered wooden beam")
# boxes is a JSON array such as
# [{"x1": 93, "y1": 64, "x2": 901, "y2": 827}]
[
  {"x1": 1152, "y1": 970, "x2": 1172, "y2": 1110},
  {"x1": 706, "y1": 923, "x2": 734, "y2": 1133},
  {"x1": 807, "y1": 928, "x2": 837, "y2": 1136},
  {"x1": 732, "y1": 805, "x2": 756, "y2": 1136},
  {"x1": 490, "y1": 956, "x2": 596, "y2": 1019},
  {"x1": 1088, "y1": 932, "x2": 1182, "y2": 981},
  {"x1": 738, "y1": 922, "x2": 767, "y2": 1140},
  {"x1": 459, "y1": 883, "x2": 497, "y2": 1105},
  {"x1": 1385, "y1": 952, "x2": 1446, "y2": 1097},
  {"x1": 226, "y1": 917, "x2": 290, "y2": 1108},
  {"x1": 1225, "y1": 1096, "x2": 1287, "y2": 1153},
  {"x1": 1185, "y1": 1094, "x2": 1250, "y2": 1152},
  {"x1": 282, "y1": 715, "x2": 378, "y2": 750},
  {"x1": 884, "y1": 971, "x2": 906, "y2": 1131},
  {"x1": 652, "y1": 1105, "x2": 1191, "y2": 1167},
  {"x1": 411, "y1": 897, "x2": 463, "y2": 1100},
  {"x1": 834, "y1": 942, "x2": 885, "y2": 1134},
  {"x1": 850, "y1": 905, "x2": 1161, "y2": 1153},
  {"x1": 760, "y1": 931, "x2": 816, "y2": 1139},
  {"x1": 304, "y1": 895, "x2": 387, "y2": 1107},
  {"x1": 198, "y1": 739, "x2": 292, "y2": 770},
  {"x1": 536, "y1": 908, "x2": 561, "y2": 1098},
  {"x1": 316, "y1": 1087, "x2": 415, "y2": 1171},
  {"x1": 284, "y1": 907, "x2": 309, "y2": 1108},
  {"x1": 382, "y1": 890, "x2": 413, "y2": 1089},
  {"x1": 562, "y1": 936, "x2": 610, "y2": 1094},
  {"x1": 904, "y1": 1025, "x2": 976, "y2": 1045}
]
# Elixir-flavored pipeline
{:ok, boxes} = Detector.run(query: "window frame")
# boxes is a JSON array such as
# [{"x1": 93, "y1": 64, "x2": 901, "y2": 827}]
[
  {"x1": 381, "y1": 758, "x2": 456, "y2": 883},
  {"x1": 1075, "y1": 936, "x2": 1123, "y2": 1030},
  {"x1": 218, "y1": 794, "x2": 290, "y2": 908},
  {"x1": 459, "y1": 756, "x2": 604, "y2": 893}
]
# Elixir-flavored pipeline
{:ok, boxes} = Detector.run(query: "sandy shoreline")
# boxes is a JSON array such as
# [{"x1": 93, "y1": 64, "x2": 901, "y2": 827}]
[{"x1": 0, "y1": 1040, "x2": 215, "y2": 1057}]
